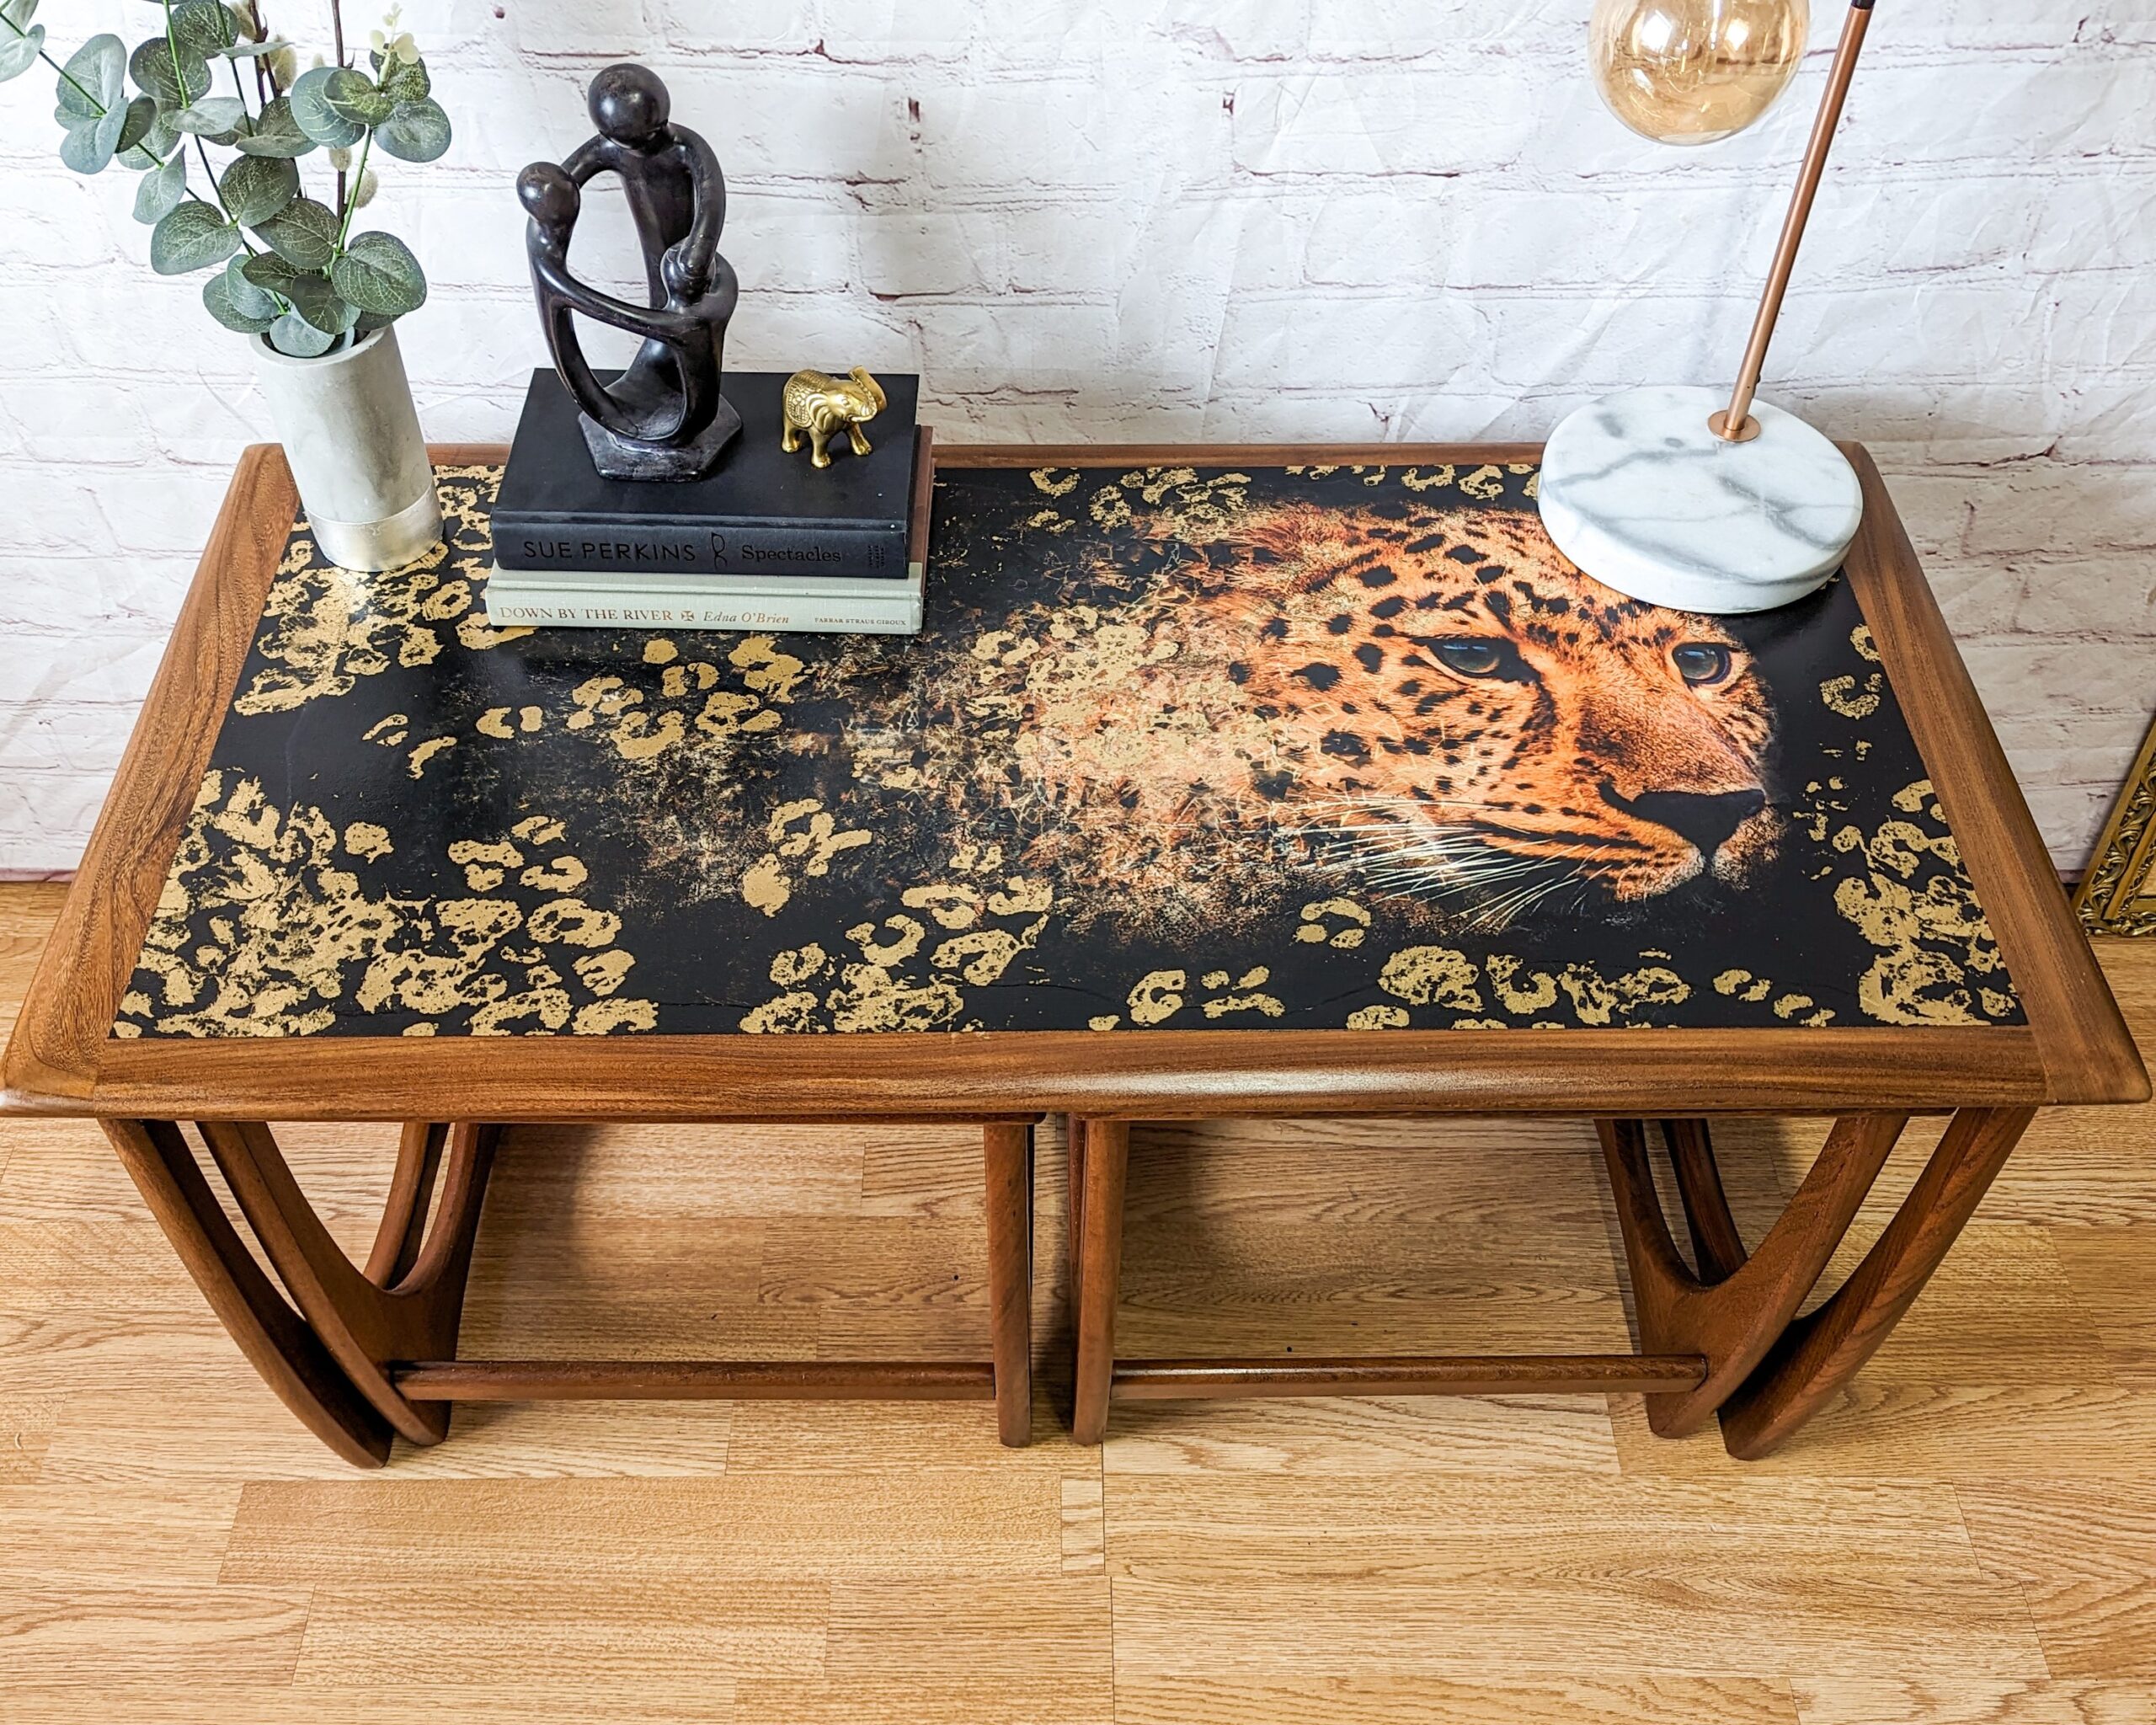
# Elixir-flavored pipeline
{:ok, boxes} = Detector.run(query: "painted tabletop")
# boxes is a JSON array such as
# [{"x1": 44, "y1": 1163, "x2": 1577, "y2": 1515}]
[{"x1": 114, "y1": 459, "x2": 2018, "y2": 1041}]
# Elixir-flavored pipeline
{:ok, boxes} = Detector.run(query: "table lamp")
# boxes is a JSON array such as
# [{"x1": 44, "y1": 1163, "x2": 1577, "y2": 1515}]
[{"x1": 1536, "y1": 0, "x2": 1876, "y2": 613}]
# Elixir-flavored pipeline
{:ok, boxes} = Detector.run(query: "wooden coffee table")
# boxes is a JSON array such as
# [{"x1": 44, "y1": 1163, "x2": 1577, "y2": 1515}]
[{"x1": 3, "y1": 440, "x2": 2140, "y2": 1466}]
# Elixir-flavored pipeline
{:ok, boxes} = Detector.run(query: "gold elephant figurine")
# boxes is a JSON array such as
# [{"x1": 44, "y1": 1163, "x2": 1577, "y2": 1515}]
[{"x1": 780, "y1": 366, "x2": 888, "y2": 467}]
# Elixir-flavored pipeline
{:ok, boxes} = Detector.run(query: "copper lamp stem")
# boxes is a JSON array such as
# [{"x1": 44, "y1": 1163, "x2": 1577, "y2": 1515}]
[{"x1": 1714, "y1": 0, "x2": 1876, "y2": 442}]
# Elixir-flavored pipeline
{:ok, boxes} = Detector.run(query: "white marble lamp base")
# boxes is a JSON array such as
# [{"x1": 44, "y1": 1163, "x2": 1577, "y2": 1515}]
[{"x1": 1535, "y1": 385, "x2": 1864, "y2": 615}]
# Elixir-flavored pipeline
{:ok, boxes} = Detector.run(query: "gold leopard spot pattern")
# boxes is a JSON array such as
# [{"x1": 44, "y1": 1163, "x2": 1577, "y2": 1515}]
[{"x1": 115, "y1": 462, "x2": 2020, "y2": 1037}]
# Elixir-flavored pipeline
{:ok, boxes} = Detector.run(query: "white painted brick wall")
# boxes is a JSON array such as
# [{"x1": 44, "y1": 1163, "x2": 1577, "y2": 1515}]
[{"x1": 3, "y1": 0, "x2": 2152, "y2": 875}]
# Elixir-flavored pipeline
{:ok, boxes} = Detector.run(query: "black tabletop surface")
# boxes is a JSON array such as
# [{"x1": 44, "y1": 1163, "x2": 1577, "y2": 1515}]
[{"x1": 114, "y1": 458, "x2": 2020, "y2": 1040}]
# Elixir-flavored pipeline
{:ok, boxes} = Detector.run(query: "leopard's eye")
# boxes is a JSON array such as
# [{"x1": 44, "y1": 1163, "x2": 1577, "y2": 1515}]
[
  {"x1": 1673, "y1": 643, "x2": 1733, "y2": 687},
  {"x1": 1434, "y1": 639, "x2": 1505, "y2": 678}
]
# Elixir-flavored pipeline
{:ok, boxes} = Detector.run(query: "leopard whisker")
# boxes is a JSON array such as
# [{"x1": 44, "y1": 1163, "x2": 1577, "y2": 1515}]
[
  {"x1": 1311, "y1": 838, "x2": 1554, "y2": 887},
  {"x1": 1464, "y1": 864, "x2": 1584, "y2": 931},
  {"x1": 1318, "y1": 858, "x2": 1554, "y2": 897},
  {"x1": 1289, "y1": 802, "x2": 1652, "y2": 861},
  {"x1": 1326, "y1": 847, "x2": 1553, "y2": 890},
  {"x1": 1305, "y1": 824, "x2": 1523, "y2": 860},
  {"x1": 1337, "y1": 853, "x2": 1561, "y2": 896},
  {"x1": 1309, "y1": 824, "x2": 1638, "y2": 873},
  {"x1": 1293, "y1": 816, "x2": 1502, "y2": 853},
  {"x1": 1294, "y1": 791, "x2": 1651, "y2": 836},
  {"x1": 1283, "y1": 795, "x2": 1616, "y2": 920},
  {"x1": 1339, "y1": 846, "x2": 1582, "y2": 916}
]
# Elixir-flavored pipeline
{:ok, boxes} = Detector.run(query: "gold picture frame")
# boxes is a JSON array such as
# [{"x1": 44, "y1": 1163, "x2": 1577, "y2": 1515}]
[{"x1": 2075, "y1": 718, "x2": 2156, "y2": 936}]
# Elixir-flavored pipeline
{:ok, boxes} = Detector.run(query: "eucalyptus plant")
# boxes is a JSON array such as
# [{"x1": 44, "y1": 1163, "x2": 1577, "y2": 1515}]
[{"x1": 0, "y1": 0, "x2": 451, "y2": 357}]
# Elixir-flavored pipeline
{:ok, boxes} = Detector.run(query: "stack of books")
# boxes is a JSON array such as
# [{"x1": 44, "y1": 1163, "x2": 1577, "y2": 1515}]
[{"x1": 483, "y1": 370, "x2": 931, "y2": 634}]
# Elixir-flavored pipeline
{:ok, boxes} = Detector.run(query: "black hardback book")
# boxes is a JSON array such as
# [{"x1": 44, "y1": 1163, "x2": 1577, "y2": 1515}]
[{"x1": 492, "y1": 369, "x2": 921, "y2": 579}]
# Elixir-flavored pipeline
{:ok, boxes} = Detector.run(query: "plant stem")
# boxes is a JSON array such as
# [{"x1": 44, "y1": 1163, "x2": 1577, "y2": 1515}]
[
  {"x1": 8, "y1": 20, "x2": 202, "y2": 195},
  {"x1": 334, "y1": 126, "x2": 371, "y2": 250},
  {"x1": 7, "y1": 14, "x2": 108, "y2": 119},
  {"x1": 192, "y1": 134, "x2": 245, "y2": 235},
  {"x1": 160, "y1": 0, "x2": 186, "y2": 115},
  {"x1": 186, "y1": 134, "x2": 261, "y2": 248},
  {"x1": 326, "y1": 0, "x2": 354, "y2": 260},
  {"x1": 4, "y1": 3, "x2": 290, "y2": 329},
  {"x1": 248, "y1": 0, "x2": 279, "y2": 99},
  {"x1": 135, "y1": 0, "x2": 256, "y2": 245},
  {"x1": 40, "y1": 50, "x2": 104, "y2": 114}
]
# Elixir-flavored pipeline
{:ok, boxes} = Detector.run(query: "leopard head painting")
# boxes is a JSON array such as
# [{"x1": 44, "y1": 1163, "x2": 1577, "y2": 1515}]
[{"x1": 951, "y1": 499, "x2": 1781, "y2": 929}]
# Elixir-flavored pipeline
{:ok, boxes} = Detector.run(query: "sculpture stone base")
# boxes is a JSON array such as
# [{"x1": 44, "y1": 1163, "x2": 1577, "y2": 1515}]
[{"x1": 578, "y1": 361, "x2": 743, "y2": 482}]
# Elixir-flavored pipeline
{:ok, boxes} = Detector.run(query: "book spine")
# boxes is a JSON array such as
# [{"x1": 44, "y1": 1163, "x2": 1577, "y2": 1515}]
[
  {"x1": 484, "y1": 590, "x2": 921, "y2": 635},
  {"x1": 491, "y1": 517, "x2": 911, "y2": 579},
  {"x1": 485, "y1": 565, "x2": 922, "y2": 601}
]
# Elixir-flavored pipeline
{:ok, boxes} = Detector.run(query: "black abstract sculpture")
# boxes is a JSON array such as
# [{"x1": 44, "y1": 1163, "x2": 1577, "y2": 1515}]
[{"x1": 516, "y1": 64, "x2": 740, "y2": 481}]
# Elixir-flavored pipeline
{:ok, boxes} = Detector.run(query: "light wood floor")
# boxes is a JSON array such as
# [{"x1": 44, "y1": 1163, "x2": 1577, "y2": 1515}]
[{"x1": 4, "y1": 879, "x2": 2156, "y2": 1722}]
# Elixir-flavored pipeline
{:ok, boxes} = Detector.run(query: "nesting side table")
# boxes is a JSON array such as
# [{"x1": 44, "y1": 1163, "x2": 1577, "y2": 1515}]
[{"x1": 4, "y1": 441, "x2": 2139, "y2": 1463}]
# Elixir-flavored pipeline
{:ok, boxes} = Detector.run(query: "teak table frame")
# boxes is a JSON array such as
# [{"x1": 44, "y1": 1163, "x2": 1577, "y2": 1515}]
[
  {"x1": 2, "y1": 441, "x2": 2142, "y2": 1465},
  {"x1": 1067, "y1": 1107, "x2": 2040, "y2": 1456}
]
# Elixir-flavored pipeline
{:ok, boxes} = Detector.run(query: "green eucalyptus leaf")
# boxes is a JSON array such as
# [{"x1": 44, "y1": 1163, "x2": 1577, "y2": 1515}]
[
  {"x1": 115, "y1": 90, "x2": 155, "y2": 152},
  {"x1": 269, "y1": 315, "x2": 340, "y2": 358},
  {"x1": 267, "y1": 309, "x2": 337, "y2": 356},
  {"x1": 232, "y1": 93, "x2": 313, "y2": 157},
  {"x1": 203, "y1": 266, "x2": 276, "y2": 334},
  {"x1": 1, "y1": 0, "x2": 39, "y2": 29},
  {"x1": 284, "y1": 270, "x2": 358, "y2": 334},
  {"x1": 288, "y1": 64, "x2": 362, "y2": 147},
  {"x1": 250, "y1": 194, "x2": 338, "y2": 268},
  {"x1": 149, "y1": 199, "x2": 239, "y2": 273},
  {"x1": 217, "y1": 151, "x2": 296, "y2": 224},
  {"x1": 328, "y1": 229, "x2": 425, "y2": 318},
  {"x1": 379, "y1": 52, "x2": 427, "y2": 106},
  {"x1": 240, "y1": 250, "x2": 299, "y2": 292},
  {"x1": 117, "y1": 100, "x2": 180, "y2": 167},
  {"x1": 168, "y1": 0, "x2": 236, "y2": 61},
  {"x1": 132, "y1": 148, "x2": 186, "y2": 222},
  {"x1": 0, "y1": 21, "x2": 43, "y2": 85},
  {"x1": 223, "y1": 254, "x2": 280, "y2": 318},
  {"x1": 129, "y1": 35, "x2": 211, "y2": 109},
  {"x1": 56, "y1": 120, "x2": 109, "y2": 174},
  {"x1": 58, "y1": 99, "x2": 128, "y2": 174},
  {"x1": 225, "y1": 36, "x2": 288, "y2": 59},
  {"x1": 373, "y1": 93, "x2": 448, "y2": 163},
  {"x1": 169, "y1": 93, "x2": 244, "y2": 136},
  {"x1": 58, "y1": 32, "x2": 125, "y2": 117},
  {"x1": 323, "y1": 68, "x2": 392, "y2": 127}
]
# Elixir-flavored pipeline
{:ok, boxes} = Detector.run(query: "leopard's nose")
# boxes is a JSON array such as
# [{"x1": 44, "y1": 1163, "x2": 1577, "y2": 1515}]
[{"x1": 1604, "y1": 786, "x2": 1766, "y2": 857}]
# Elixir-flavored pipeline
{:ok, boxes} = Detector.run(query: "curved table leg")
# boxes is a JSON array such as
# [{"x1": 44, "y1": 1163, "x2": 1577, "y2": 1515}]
[
  {"x1": 1660, "y1": 1119, "x2": 1748, "y2": 1283},
  {"x1": 1065, "y1": 1115, "x2": 1088, "y2": 1349},
  {"x1": 366, "y1": 1121, "x2": 450, "y2": 1285},
  {"x1": 1600, "y1": 1113, "x2": 1908, "y2": 1438},
  {"x1": 104, "y1": 1119, "x2": 393, "y2": 1468},
  {"x1": 1070, "y1": 1119, "x2": 1129, "y2": 1446},
  {"x1": 1719, "y1": 1105, "x2": 2035, "y2": 1459},
  {"x1": 198, "y1": 1119, "x2": 501, "y2": 1445},
  {"x1": 984, "y1": 1122, "x2": 1034, "y2": 1447}
]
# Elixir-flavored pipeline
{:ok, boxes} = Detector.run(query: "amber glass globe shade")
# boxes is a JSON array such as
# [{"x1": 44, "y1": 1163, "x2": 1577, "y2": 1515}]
[{"x1": 1589, "y1": 0, "x2": 1809, "y2": 147}]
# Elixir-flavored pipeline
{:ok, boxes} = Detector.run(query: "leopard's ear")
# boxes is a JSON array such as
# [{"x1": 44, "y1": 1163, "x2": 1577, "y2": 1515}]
[
  {"x1": 1133, "y1": 492, "x2": 1561, "y2": 596},
  {"x1": 1150, "y1": 503, "x2": 1385, "y2": 594}
]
